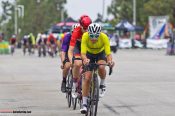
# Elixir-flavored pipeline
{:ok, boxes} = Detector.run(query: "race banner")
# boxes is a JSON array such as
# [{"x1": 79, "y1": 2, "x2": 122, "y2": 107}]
[{"x1": 149, "y1": 16, "x2": 169, "y2": 39}]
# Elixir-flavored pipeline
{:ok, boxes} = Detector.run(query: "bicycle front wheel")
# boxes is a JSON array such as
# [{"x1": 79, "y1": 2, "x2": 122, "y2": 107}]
[
  {"x1": 88, "y1": 73, "x2": 99, "y2": 116},
  {"x1": 66, "y1": 70, "x2": 73, "y2": 108}
]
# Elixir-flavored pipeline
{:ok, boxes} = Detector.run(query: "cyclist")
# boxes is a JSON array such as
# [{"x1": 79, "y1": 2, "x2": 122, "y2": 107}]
[
  {"x1": 21, "y1": 34, "x2": 29, "y2": 55},
  {"x1": 36, "y1": 33, "x2": 47, "y2": 57},
  {"x1": 68, "y1": 15, "x2": 92, "y2": 98},
  {"x1": 60, "y1": 23, "x2": 80, "y2": 93},
  {"x1": 28, "y1": 33, "x2": 36, "y2": 55},
  {"x1": 9, "y1": 34, "x2": 17, "y2": 54},
  {"x1": 80, "y1": 23, "x2": 114, "y2": 114},
  {"x1": 47, "y1": 33, "x2": 57, "y2": 57}
]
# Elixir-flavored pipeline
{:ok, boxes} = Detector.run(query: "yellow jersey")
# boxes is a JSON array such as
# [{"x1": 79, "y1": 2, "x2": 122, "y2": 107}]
[{"x1": 81, "y1": 32, "x2": 111, "y2": 55}]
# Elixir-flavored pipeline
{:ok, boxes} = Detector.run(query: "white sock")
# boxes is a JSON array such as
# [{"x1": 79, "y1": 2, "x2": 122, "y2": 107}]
[
  {"x1": 82, "y1": 97, "x2": 88, "y2": 105},
  {"x1": 73, "y1": 82, "x2": 77, "y2": 88},
  {"x1": 100, "y1": 79, "x2": 105, "y2": 85}
]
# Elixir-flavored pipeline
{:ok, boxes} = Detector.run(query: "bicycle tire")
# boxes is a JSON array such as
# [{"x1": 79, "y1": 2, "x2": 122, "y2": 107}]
[
  {"x1": 72, "y1": 97, "x2": 77, "y2": 110},
  {"x1": 87, "y1": 73, "x2": 99, "y2": 116},
  {"x1": 66, "y1": 70, "x2": 73, "y2": 108}
]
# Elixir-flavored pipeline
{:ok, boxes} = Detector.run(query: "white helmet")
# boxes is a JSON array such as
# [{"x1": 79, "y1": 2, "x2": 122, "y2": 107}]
[
  {"x1": 88, "y1": 23, "x2": 102, "y2": 36},
  {"x1": 71, "y1": 23, "x2": 80, "y2": 32}
]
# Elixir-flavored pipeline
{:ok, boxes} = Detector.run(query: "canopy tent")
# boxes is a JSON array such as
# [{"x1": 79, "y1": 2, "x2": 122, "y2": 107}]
[
  {"x1": 55, "y1": 17, "x2": 78, "y2": 33},
  {"x1": 115, "y1": 20, "x2": 135, "y2": 31},
  {"x1": 49, "y1": 25, "x2": 62, "y2": 33},
  {"x1": 102, "y1": 23, "x2": 115, "y2": 30},
  {"x1": 56, "y1": 17, "x2": 77, "y2": 27},
  {"x1": 134, "y1": 25, "x2": 144, "y2": 31}
]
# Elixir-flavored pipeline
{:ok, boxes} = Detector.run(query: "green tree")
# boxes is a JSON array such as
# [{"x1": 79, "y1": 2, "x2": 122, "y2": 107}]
[
  {"x1": 107, "y1": 0, "x2": 174, "y2": 26},
  {"x1": 107, "y1": 0, "x2": 133, "y2": 25},
  {"x1": 1, "y1": 0, "x2": 67, "y2": 40},
  {"x1": 144, "y1": 0, "x2": 174, "y2": 24}
]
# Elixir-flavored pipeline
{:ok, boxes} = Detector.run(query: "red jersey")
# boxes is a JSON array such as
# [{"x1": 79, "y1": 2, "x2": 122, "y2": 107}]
[
  {"x1": 10, "y1": 38, "x2": 16, "y2": 44},
  {"x1": 69, "y1": 26, "x2": 83, "y2": 47},
  {"x1": 47, "y1": 33, "x2": 57, "y2": 44}
]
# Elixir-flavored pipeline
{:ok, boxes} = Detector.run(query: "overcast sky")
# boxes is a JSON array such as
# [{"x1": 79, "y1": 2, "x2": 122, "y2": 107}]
[
  {"x1": 65, "y1": 0, "x2": 112, "y2": 21},
  {"x1": 0, "y1": 0, "x2": 112, "y2": 21}
]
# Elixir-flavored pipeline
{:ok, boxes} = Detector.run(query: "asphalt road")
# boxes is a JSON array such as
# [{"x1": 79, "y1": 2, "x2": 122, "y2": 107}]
[{"x1": 0, "y1": 49, "x2": 175, "y2": 116}]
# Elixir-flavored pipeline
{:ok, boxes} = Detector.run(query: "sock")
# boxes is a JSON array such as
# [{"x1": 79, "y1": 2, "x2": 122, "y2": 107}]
[
  {"x1": 73, "y1": 77, "x2": 78, "y2": 82},
  {"x1": 82, "y1": 97, "x2": 88, "y2": 105},
  {"x1": 62, "y1": 77, "x2": 66, "y2": 82},
  {"x1": 100, "y1": 79, "x2": 105, "y2": 86}
]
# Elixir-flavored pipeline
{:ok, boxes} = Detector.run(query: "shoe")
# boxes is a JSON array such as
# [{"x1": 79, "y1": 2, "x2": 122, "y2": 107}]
[
  {"x1": 61, "y1": 81, "x2": 66, "y2": 93},
  {"x1": 80, "y1": 104, "x2": 87, "y2": 114},
  {"x1": 99, "y1": 85, "x2": 106, "y2": 98},
  {"x1": 71, "y1": 83, "x2": 78, "y2": 98}
]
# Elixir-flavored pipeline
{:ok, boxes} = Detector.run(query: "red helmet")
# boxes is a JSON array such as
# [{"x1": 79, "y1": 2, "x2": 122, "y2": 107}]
[{"x1": 79, "y1": 15, "x2": 92, "y2": 30}]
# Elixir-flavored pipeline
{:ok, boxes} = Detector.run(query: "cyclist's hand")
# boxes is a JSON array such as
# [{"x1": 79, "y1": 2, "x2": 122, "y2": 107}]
[
  {"x1": 60, "y1": 64, "x2": 64, "y2": 69},
  {"x1": 108, "y1": 61, "x2": 115, "y2": 68},
  {"x1": 83, "y1": 58, "x2": 90, "y2": 65}
]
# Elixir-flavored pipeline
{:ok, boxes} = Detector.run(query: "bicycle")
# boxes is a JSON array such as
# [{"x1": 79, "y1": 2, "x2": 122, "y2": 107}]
[
  {"x1": 65, "y1": 67, "x2": 73, "y2": 108},
  {"x1": 71, "y1": 58, "x2": 83, "y2": 110},
  {"x1": 83, "y1": 63, "x2": 112, "y2": 116},
  {"x1": 72, "y1": 67, "x2": 84, "y2": 110},
  {"x1": 65, "y1": 58, "x2": 82, "y2": 108}
]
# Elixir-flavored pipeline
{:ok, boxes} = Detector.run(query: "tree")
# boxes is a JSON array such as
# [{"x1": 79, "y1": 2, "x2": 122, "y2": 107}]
[
  {"x1": 1, "y1": 0, "x2": 67, "y2": 40},
  {"x1": 107, "y1": 0, "x2": 133, "y2": 25},
  {"x1": 144, "y1": 0, "x2": 174, "y2": 24},
  {"x1": 107, "y1": 0, "x2": 174, "y2": 26}
]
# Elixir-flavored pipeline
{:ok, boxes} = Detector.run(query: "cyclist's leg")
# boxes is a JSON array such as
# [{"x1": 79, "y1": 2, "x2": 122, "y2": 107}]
[
  {"x1": 72, "y1": 55, "x2": 82, "y2": 98},
  {"x1": 80, "y1": 52, "x2": 95, "y2": 114},
  {"x1": 61, "y1": 61, "x2": 71, "y2": 93},
  {"x1": 97, "y1": 51, "x2": 107, "y2": 97}
]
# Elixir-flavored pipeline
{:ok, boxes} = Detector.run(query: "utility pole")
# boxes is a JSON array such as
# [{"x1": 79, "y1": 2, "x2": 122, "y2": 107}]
[
  {"x1": 133, "y1": 0, "x2": 136, "y2": 25},
  {"x1": 102, "y1": 0, "x2": 105, "y2": 22},
  {"x1": 14, "y1": 0, "x2": 18, "y2": 35}
]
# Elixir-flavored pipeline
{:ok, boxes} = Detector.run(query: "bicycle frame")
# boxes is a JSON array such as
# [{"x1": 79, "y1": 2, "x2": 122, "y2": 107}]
[{"x1": 85, "y1": 63, "x2": 112, "y2": 116}]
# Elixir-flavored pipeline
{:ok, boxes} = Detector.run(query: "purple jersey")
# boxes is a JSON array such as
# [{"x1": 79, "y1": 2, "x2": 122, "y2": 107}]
[{"x1": 61, "y1": 32, "x2": 71, "y2": 52}]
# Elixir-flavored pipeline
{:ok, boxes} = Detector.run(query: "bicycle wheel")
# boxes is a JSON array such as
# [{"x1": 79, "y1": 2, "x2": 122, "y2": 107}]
[
  {"x1": 87, "y1": 73, "x2": 99, "y2": 116},
  {"x1": 72, "y1": 95, "x2": 77, "y2": 110},
  {"x1": 66, "y1": 70, "x2": 73, "y2": 108},
  {"x1": 11, "y1": 47, "x2": 14, "y2": 55}
]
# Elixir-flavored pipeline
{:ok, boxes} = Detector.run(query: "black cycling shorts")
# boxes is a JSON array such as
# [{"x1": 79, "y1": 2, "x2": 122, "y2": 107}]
[
  {"x1": 86, "y1": 50, "x2": 106, "y2": 63},
  {"x1": 84, "y1": 51, "x2": 106, "y2": 71}
]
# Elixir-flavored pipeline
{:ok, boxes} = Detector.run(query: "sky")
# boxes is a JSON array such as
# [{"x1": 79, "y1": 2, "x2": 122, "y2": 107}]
[
  {"x1": 0, "y1": 0, "x2": 112, "y2": 21},
  {"x1": 65, "y1": 0, "x2": 112, "y2": 21}
]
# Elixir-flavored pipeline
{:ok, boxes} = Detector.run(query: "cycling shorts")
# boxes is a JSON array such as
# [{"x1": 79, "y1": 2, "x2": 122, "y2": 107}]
[
  {"x1": 87, "y1": 50, "x2": 106, "y2": 63},
  {"x1": 85, "y1": 51, "x2": 106, "y2": 71}
]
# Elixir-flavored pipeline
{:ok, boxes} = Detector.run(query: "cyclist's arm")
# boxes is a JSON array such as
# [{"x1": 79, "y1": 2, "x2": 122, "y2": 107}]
[
  {"x1": 61, "y1": 51, "x2": 66, "y2": 64},
  {"x1": 61, "y1": 34, "x2": 69, "y2": 63},
  {"x1": 68, "y1": 31, "x2": 77, "y2": 64},
  {"x1": 68, "y1": 46, "x2": 74, "y2": 64},
  {"x1": 102, "y1": 33, "x2": 113, "y2": 62},
  {"x1": 106, "y1": 54, "x2": 112, "y2": 62},
  {"x1": 103, "y1": 33, "x2": 111, "y2": 56}
]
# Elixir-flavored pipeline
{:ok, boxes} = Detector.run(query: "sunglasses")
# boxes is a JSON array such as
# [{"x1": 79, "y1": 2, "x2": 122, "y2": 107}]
[{"x1": 89, "y1": 34, "x2": 99, "y2": 39}]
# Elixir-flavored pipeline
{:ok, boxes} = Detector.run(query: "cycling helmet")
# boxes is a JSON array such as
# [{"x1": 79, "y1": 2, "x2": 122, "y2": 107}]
[
  {"x1": 88, "y1": 23, "x2": 102, "y2": 38},
  {"x1": 12, "y1": 34, "x2": 16, "y2": 38},
  {"x1": 79, "y1": 15, "x2": 92, "y2": 30},
  {"x1": 71, "y1": 23, "x2": 80, "y2": 32}
]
